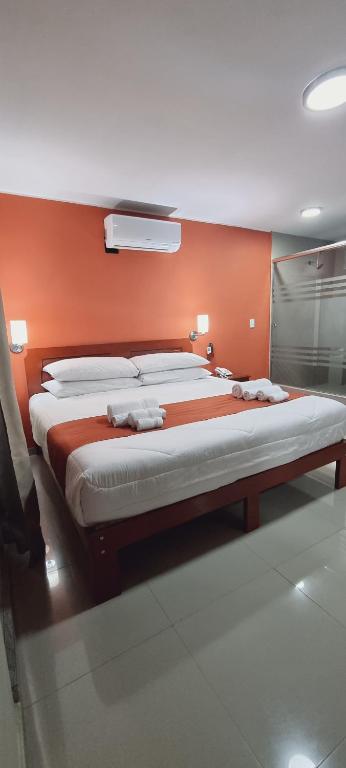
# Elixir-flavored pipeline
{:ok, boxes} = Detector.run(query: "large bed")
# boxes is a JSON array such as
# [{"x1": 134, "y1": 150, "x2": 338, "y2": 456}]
[{"x1": 26, "y1": 338, "x2": 346, "y2": 602}]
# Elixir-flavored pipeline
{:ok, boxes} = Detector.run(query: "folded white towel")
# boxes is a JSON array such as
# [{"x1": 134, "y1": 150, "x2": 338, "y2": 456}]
[
  {"x1": 107, "y1": 397, "x2": 159, "y2": 423},
  {"x1": 232, "y1": 378, "x2": 271, "y2": 399},
  {"x1": 257, "y1": 385, "x2": 289, "y2": 403},
  {"x1": 135, "y1": 416, "x2": 163, "y2": 431}
]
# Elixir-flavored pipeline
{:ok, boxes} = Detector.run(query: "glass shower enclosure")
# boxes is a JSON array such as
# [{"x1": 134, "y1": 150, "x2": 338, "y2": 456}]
[{"x1": 271, "y1": 241, "x2": 346, "y2": 396}]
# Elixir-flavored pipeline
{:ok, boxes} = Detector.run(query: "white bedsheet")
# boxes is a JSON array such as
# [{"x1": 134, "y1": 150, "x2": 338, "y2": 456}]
[{"x1": 29, "y1": 379, "x2": 346, "y2": 527}]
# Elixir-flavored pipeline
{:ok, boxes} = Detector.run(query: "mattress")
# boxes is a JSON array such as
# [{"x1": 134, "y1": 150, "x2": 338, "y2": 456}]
[{"x1": 29, "y1": 378, "x2": 346, "y2": 527}]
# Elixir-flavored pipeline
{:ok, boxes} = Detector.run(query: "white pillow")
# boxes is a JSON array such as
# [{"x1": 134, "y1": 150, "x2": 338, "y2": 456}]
[
  {"x1": 139, "y1": 368, "x2": 212, "y2": 386},
  {"x1": 42, "y1": 378, "x2": 142, "y2": 399},
  {"x1": 130, "y1": 352, "x2": 209, "y2": 374},
  {"x1": 43, "y1": 356, "x2": 138, "y2": 381}
]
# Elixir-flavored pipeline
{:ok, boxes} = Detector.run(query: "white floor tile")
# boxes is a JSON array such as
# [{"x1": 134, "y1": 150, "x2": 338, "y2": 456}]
[
  {"x1": 305, "y1": 463, "x2": 336, "y2": 489},
  {"x1": 24, "y1": 628, "x2": 260, "y2": 768},
  {"x1": 149, "y1": 537, "x2": 269, "y2": 621},
  {"x1": 246, "y1": 488, "x2": 346, "y2": 567},
  {"x1": 277, "y1": 530, "x2": 346, "y2": 627},
  {"x1": 176, "y1": 570, "x2": 346, "y2": 768},
  {"x1": 18, "y1": 584, "x2": 169, "y2": 706},
  {"x1": 291, "y1": 473, "x2": 346, "y2": 510},
  {"x1": 320, "y1": 738, "x2": 346, "y2": 766},
  {"x1": 21, "y1": 456, "x2": 346, "y2": 768}
]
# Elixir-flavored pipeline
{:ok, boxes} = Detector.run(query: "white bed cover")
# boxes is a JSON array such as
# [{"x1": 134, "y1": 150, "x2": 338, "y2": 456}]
[{"x1": 29, "y1": 378, "x2": 346, "y2": 527}]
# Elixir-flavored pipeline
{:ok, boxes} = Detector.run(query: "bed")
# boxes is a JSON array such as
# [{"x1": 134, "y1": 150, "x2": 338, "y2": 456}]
[{"x1": 26, "y1": 338, "x2": 346, "y2": 602}]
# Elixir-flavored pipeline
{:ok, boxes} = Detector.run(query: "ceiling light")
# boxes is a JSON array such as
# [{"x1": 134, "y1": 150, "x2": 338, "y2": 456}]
[
  {"x1": 303, "y1": 67, "x2": 346, "y2": 111},
  {"x1": 300, "y1": 207, "x2": 322, "y2": 219}
]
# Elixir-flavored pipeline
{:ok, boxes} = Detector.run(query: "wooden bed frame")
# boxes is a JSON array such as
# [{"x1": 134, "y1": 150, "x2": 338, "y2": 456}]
[{"x1": 25, "y1": 338, "x2": 346, "y2": 603}]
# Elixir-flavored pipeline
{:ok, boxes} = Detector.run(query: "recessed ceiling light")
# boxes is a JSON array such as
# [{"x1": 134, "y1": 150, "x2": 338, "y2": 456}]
[
  {"x1": 303, "y1": 67, "x2": 346, "y2": 111},
  {"x1": 300, "y1": 207, "x2": 322, "y2": 218}
]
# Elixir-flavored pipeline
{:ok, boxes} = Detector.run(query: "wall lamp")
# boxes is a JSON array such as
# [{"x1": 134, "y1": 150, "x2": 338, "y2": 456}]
[
  {"x1": 10, "y1": 320, "x2": 28, "y2": 353},
  {"x1": 189, "y1": 314, "x2": 209, "y2": 342}
]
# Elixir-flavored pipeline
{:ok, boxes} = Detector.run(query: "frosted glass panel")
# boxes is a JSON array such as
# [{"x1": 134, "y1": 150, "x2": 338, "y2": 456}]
[{"x1": 271, "y1": 246, "x2": 346, "y2": 395}]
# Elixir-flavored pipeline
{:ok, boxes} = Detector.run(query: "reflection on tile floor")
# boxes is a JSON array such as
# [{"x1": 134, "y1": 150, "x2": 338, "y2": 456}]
[{"x1": 11, "y1": 457, "x2": 346, "y2": 768}]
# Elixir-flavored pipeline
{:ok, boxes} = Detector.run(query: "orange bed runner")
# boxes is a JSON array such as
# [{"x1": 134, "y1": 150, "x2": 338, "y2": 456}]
[{"x1": 47, "y1": 392, "x2": 303, "y2": 490}]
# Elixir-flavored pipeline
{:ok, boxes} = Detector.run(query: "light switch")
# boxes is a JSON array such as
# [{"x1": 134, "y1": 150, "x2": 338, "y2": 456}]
[{"x1": 249, "y1": 318, "x2": 255, "y2": 328}]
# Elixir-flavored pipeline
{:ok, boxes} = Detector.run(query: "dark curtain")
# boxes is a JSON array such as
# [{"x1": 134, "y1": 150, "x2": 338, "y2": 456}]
[
  {"x1": 0, "y1": 293, "x2": 45, "y2": 709},
  {"x1": 0, "y1": 401, "x2": 28, "y2": 553},
  {"x1": 0, "y1": 289, "x2": 44, "y2": 562},
  {"x1": 0, "y1": 400, "x2": 44, "y2": 562}
]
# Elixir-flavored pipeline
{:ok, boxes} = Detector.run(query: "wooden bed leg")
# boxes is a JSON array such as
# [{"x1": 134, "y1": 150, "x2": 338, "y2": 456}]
[
  {"x1": 89, "y1": 543, "x2": 122, "y2": 604},
  {"x1": 335, "y1": 456, "x2": 346, "y2": 490},
  {"x1": 244, "y1": 494, "x2": 260, "y2": 532}
]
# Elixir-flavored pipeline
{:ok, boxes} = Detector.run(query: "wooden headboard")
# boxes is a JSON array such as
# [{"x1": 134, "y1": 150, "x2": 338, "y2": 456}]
[{"x1": 25, "y1": 338, "x2": 193, "y2": 397}]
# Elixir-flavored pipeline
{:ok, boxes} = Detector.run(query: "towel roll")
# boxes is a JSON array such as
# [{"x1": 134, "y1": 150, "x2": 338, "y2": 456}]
[
  {"x1": 153, "y1": 407, "x2": 167, "y2": 419},
  {"x1": 127, "y1": 408, "x2": 150, "y2": 425},
  {"x1": 242, "y1": 382, "x2": 265, "y2": 401},
  {"x1": 257, "y1": 385, "x2": 277, "y2": 401},
  {"x1": 127, "y1": 407, "x2": 166, "y2": 427},
  {"x1": 268, "y1": 388, "x2": 289, "y2": 404},
  {"x1": 111, "y1": 413, "x2": 129, "y2": 427},
  {"x1": 257, "y1": 385, "x2": 289, "y2": 403},
  {"x1": 232, "y1": 378, "x2": 271, "y2": 399},
  {"x1": 107, "y1": 397, "x2": 159, "y2": 423},
  {"x1": 135, "y1": 416, "x2": 163, "y2": 431}
]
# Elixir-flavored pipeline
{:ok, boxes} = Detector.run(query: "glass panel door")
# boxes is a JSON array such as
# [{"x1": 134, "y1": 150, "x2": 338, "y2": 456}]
[{"x1": 271, "y1": 245, "x2": 346, "y2": 395}]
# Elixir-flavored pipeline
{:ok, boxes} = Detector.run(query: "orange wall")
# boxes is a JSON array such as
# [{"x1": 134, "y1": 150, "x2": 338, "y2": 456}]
[{"x1": 0, "y1": 193, "x2": 271, "y2": 443}]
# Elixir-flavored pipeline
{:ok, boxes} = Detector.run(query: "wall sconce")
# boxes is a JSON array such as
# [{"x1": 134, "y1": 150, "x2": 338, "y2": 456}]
[
  {"x1": 10, "y1": 320, "x2": 28, "y2": 353},
  {"x1": 189, "y1": 314, "x2": 209, "y2": 342}
]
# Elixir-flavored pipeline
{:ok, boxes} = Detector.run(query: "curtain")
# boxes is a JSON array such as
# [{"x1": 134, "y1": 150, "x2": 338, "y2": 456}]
[{"x1": 0, "y1": 292, "x2": 44, "y2": 560}]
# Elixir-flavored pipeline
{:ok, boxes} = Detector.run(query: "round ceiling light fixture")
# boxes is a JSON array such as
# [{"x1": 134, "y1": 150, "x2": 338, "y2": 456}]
[
  {"x1": 300, "y1": 207, "x2": 322, "y2": 218},
  {"x1": 303, "y1": 67, "x2": 346, "y2": 111}
]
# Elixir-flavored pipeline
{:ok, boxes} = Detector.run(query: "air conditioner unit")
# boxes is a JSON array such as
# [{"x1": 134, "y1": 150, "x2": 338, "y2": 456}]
[{"x1": 104, "y1": 214, "x2": 181, "y2": 253}]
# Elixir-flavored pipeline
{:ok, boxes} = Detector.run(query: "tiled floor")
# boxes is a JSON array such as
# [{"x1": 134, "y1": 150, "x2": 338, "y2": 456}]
[{"x1": 12, "y1": 456, "x2": 346, "y2": 768}]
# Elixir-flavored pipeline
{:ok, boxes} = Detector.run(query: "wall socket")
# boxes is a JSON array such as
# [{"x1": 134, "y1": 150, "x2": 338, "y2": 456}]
[{"x1": 249, "y1": 318, "x2": 255, "y2": 328}]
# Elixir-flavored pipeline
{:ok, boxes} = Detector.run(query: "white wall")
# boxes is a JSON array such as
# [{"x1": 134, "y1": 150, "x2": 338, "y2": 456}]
[
  {"x1": 271, "y1": 232, "x2": 330, "y2": 260},
  {"x1": 0, "y1": 628, "x2": 23, "y2": 768}
]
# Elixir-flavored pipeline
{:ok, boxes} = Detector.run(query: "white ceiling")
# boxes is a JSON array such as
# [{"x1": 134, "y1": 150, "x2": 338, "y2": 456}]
[{"x1": 1, "y1": 0, "x2": 346, "y2": 239}]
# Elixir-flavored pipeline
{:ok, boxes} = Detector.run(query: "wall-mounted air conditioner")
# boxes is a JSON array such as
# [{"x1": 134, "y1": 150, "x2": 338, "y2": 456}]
[{"x1": 104, "y1": 214, "x2": 181, "y2": 253}]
